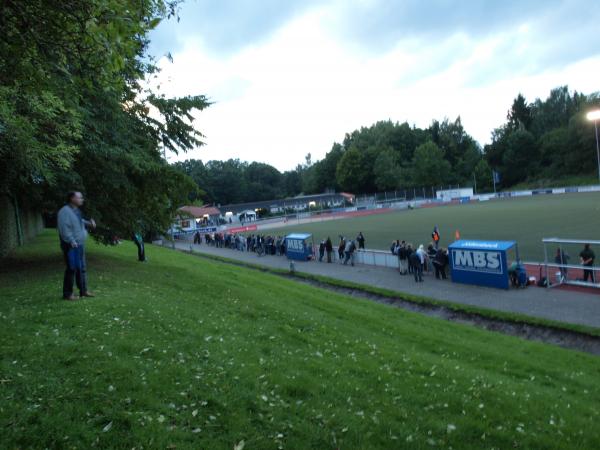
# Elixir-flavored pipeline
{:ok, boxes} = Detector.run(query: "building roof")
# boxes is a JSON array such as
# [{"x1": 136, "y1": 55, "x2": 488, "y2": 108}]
[
  {"x1": 220, "y1": 192, "x2": 353, "y2": 214},
  {"x1": 178, "y1": 205, "x2": 221, "y2": 218},
  {"x1": 286, "y1": 233, "x2": 312, "y2": 240},
  {"x1": 449, "y1": 240, "x2": 516, "y2": 251}
]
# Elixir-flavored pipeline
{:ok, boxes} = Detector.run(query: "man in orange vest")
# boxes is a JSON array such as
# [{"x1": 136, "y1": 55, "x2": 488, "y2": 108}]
[{"x1": 432, "y1": 226, "x2": 440, "y2": 249}]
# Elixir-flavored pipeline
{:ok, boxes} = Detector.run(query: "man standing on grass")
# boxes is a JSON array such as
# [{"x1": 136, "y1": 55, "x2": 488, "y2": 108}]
[{"x1": 57, "y1": 191, "x2": 96, "y2": 300}]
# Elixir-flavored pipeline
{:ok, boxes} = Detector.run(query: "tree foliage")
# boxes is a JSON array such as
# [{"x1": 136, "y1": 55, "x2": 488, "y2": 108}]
[
  {"x1": 485, "y1": 86, "x2": 599, "y2": 188},
  {"x1": 0, "y1": 0, "x2": 209, "y2": 240}
]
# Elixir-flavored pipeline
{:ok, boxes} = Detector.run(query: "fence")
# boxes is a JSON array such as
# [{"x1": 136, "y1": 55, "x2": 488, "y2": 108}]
[
  {"x1": 0, "y1": 195, "x2": 44, "y2": 258},
  {"x1": 354, "y1": 249, "x2": 399, "y2": 268},
  {"x1": 172, "y1": 183, "x2": 600, "y2": 243}
]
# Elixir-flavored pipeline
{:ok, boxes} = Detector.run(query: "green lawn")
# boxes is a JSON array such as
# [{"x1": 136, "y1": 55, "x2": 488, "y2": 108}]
[
  {"x1": 267, "y1": 192, "x2": 600, "y2": 261},
  {"x1": 1, "y1": 231, "x2": 600, "y2": 449}
]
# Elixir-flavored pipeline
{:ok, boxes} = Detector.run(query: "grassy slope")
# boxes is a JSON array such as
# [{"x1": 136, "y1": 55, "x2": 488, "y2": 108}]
[
  {"x1": 1, "y1": 231, "x2": 599, "y2": 449},
  {"x1": 266, "y1": 192, "x2": 600, "y2": 260}
]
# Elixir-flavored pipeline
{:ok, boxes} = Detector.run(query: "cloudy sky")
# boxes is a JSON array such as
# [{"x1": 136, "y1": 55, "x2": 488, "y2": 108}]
[{"x1": 149, "y1": 0, "x2": 600, "y2": 171}]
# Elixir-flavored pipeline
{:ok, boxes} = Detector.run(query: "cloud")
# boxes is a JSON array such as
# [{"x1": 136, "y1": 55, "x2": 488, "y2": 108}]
[
  {"x1": 149, "y1": 0, "x2": 320, "y2": 57},
  {"x1": 150, "y1": 1, "x2": 600, "y2": 171},
  {"x1": 329, "y1": 0, "x2": 600, "y2": 70}
]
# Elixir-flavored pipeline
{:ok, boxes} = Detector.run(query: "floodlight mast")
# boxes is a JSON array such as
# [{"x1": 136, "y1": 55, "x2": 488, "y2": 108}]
[{"x1": 586, "y1": 110, "x2": 600, "y2": 182}]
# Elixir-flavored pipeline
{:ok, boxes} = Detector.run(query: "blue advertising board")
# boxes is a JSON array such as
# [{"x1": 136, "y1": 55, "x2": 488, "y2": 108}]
[
  {"x1": 285, "y1": 233, "x2": 313, "y2": 261},
  {"x1": 197, "y1": 226, "x2": 217, "y2": 233},
  {"x1": 448, "y1": 240, "x2": 517, "y2": 289}
]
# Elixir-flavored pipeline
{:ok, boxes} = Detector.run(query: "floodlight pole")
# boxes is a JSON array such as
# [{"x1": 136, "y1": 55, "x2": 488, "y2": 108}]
[
  {"x1": 594, "y1": 119, "x2": 600, "y2": 182},
  {"x1": 587, "y1": 111, "x2": 600, "y2": 182}
]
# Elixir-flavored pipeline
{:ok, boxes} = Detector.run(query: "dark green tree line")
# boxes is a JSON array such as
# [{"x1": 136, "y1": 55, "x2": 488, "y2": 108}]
[
  {"x1": 485, "y1": 86, "x2": 599, "y2": 187},
  {"x1": 174, "y1": 85, "x2": 599, "y2": 206}
]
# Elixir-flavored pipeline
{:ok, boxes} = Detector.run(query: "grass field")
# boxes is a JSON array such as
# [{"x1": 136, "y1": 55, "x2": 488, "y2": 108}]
[
  {"x1": 1, "y1": 231, "x2": 600, "y2": 449},
  {"x1": 267, "y1": 192, "x2": 600, "y2": 261}
]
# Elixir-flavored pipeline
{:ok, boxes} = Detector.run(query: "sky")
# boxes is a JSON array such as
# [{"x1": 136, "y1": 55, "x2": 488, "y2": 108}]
[{"x1": 148, "y1": 0, "x2": 600, "y2": 171}]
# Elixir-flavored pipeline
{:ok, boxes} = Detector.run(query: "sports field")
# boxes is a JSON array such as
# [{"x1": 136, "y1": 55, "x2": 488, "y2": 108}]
[{"x1": 267, "y1": 192, "x2": 600, "y2": 261}]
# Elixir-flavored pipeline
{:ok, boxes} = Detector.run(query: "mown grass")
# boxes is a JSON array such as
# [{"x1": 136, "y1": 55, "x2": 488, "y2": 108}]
[
  {"x1": 1, "y1": 230, "x2": 600, "y2": 449},
  {"x1": 194, "y1": 251, "x2": 600, "y2": 338}
]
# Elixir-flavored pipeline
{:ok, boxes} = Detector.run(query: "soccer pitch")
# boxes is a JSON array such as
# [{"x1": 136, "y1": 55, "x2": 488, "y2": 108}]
[{"x1": 266, "y1": 192, "x2": 600, "y2": 261}]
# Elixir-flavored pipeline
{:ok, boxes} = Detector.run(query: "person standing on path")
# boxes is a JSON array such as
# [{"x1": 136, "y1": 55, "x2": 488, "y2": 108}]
[
  {"x1": 580, "y1": 244, "x2": 596, "y2": 283},
  {"x1": 356, "y1": 232, "x2": 365, "y2": 250},
  {"x1": 406, "y1": 244, "x2": 414, "y2": 275},
  {"x1": 432, "y1": 226, "x2": 440, "y2": 249},
  {"x1": 57, "y1": 191, "x2": 96, "y2": 300},
  {"x1": 409, "y1": 247, "x2": 423, "y2": 282},
  {"x1": 318, "y1": 240, "x2": 325, "y2": 262},
  {"x1": 433, "y1": 248, "x2": 448, "y2": 279},
  {"x1": 398, "y1": 241, "x2": 408, "y2": 275},
  {"x1": 343, "y1": 239, "x2": 356, "y2": 266},
  {"x1": 325, "y1": 237, "x2": 333, "y2": 263},
  {"x1": 338, "y1": 236, "x2": 345, "y2": 262}
]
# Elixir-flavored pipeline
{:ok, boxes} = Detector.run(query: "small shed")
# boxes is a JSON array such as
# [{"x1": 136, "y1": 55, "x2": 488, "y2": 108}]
[
  {"x1": 449, "y1": 240, "x2": 519, "y2": 289},
  {"x1": 285, "y1": 233, "x2": 314, "y2": 261},
  {"x1": 238, "y1": 209, "x2": 257, "y2": 222}
]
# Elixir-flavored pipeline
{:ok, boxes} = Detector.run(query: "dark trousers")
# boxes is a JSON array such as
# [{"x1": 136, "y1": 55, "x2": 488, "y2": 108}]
[
  {"x1": 135, "y1": 241, "x2": 146, "y2": 261},
  {"x1": 413, "y1": 264, "x2": 423, "y2": 282},
  {"x1": 326, "y1": 251, "x2": 332, "y2": 263},
  {"x1": 434, "y1": 263, "x2": 446, "y2": 279},
  {"x1": 61, "y1": 242, "x2": 87, "y2": 297},
  {"x1": 583, "y1": 266, "x2": 595, "y2": 283}
]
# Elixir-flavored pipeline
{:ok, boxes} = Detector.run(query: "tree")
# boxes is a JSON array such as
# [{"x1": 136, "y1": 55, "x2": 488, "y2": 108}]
[
  {"x1": 245, "y1": 162, "x2": 283, "y2": 201},
  {"x1": 373, "y1": 148, "x2": 401, "y2": 191},
  {"x1": 537, "y1": 127, "x2": 569, "y2": 177},
  {"x1": 311, "y1": 143, "x2": 343, "y2": 192},
  {"x1": 336, "y1": 147, "x2": 366, "y2": 193},
  {"x1": 1, "y1": 0, "x2": 209, "y2": 242},
  {"x1": 281, "y1": 168, "x2": 303, "y2": 197},
  {"x1": 473, "y1": 159, "x2": 492, "y2": 192},
  {"x1": 501, "y1": 130, "x2": 538, "y2": 185},
  {"x1": 507, "y1": 94, "x2": 532, "y2": 131},
  {"x1": 412, "y1": 141, "x2": 451, "y2": 187}
]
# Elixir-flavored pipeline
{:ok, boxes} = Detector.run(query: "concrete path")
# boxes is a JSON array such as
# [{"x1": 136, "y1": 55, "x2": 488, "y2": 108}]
[{"x1": 169, "y1": 242, "x2": 600, "y2": 329}]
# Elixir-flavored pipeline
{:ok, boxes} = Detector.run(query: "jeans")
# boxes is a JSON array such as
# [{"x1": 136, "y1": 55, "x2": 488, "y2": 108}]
[
  {"x1": 398, "y1": 259, "x2": 408, "y2": 274},
  {"x1": 61, "y1": 242, "x2": 87, "y2": 297},
  {"x1": 413, "y1": 264, "x2": 423, "y2": 282}
]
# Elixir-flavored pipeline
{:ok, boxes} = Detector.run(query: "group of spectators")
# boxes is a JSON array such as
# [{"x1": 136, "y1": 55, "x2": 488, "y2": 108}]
[
  {"x1": 193, "y1": 227, "x2": 596, "y2": 286},
  {"x1": 316, "y1": 232, "x2": 366, "y2": 266},
  {"x1": 193, "y1": 230, "x2": 288, "y2": 256},
  {"x1": 554, "y1": 244, "x2": 596, "y2": 283},
  {"x1": 391, "y1": 240, "x2": 449, "y2": 282}
]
